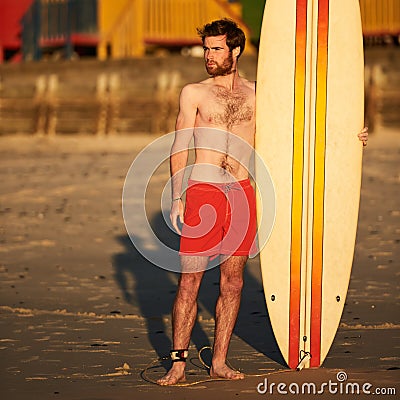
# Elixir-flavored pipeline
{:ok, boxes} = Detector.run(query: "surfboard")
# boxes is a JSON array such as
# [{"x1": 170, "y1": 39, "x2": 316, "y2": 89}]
[{"x1": 255, "y1": 0, "x2": 364, "y2": 369}]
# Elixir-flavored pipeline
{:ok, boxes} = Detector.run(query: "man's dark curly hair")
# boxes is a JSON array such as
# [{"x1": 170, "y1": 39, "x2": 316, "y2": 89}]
[{"x1": 197, "y1": 19, "x2": 246, "y2": 58}]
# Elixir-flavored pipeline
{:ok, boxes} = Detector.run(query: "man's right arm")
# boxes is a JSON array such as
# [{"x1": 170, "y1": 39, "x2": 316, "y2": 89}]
[{"x1": 170, "y1": 84, "x2": 198, "y2": 234}]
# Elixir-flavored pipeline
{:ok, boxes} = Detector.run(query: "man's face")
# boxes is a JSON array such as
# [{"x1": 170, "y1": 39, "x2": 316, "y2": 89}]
[{"x1": 203, "y1": 35, "x2": 234, "y2": 77}]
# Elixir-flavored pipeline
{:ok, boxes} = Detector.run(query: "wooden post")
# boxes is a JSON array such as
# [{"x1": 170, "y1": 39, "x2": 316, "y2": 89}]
[
  {"x1": 47, "y1": 74, "x2": 58, "y2": 136},
  {"x1": 167, "y1": 70, "x2": 181, "y2": 132},
  {"x1": 96, "y1": 73, "x2": 109, "y2": 135},
  {"x1": 154, "y1": 71, "x2": 169, "y2": 134},
  {"x1": 35, "y1": 75, "x2": 47, "y2": 135},
  {"x1": 108, "y1": 73, "x2": 120, "y2": 134}
]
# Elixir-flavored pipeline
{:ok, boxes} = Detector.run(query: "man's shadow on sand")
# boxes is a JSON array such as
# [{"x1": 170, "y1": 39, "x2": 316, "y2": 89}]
[{"x1": 112, "y1": 211, "x2": 285, "y2": 367}]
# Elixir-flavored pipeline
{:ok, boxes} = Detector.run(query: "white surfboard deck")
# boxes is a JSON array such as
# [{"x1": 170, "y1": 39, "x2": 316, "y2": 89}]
[{"x1": 256, "y1": 0, "x2": 364, "y2": 369}]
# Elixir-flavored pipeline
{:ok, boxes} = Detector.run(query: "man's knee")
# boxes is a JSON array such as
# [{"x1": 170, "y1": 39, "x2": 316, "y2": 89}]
[
  {"x1": 220, "y1": 274, "x2": 244, "y2": 295},
  {"x1": 178, "y1": 273, "x2": 203, "y2": 296}
]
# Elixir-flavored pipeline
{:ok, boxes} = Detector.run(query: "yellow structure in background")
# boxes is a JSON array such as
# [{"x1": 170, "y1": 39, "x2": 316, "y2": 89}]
[
  {"x1": 97, "y1": 0, "x2": 254, "y2": 59},
  {"x1": 359, "y1": 0, "x2": 400, "y2": 37},
  {"x1": 97, "y1": 0, "x2": 400, "y2": 60}
]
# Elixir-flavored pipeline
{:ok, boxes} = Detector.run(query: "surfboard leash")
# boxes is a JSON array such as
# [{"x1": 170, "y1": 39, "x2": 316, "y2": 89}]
[
  {"x1": 142, "y1": 346, "x2": 241, "y2": 386},
  {"x1": 142, "y1": 346, "x2": 291, "y2": 387}
]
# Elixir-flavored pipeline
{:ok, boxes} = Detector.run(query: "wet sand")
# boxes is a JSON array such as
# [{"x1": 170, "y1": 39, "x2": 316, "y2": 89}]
[{"x1": 0, "y1": 125, "x2": 399, "y2": 399}]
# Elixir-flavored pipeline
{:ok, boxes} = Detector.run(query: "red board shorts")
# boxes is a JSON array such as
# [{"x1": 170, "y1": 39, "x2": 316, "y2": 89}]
[{"x1": 179, "y1": 179, "x2": 258, "y2": 258}]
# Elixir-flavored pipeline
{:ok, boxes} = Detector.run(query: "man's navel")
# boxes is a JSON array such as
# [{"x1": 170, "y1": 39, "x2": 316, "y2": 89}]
[{"x1": 220, "y1": 154, "x2": 236, "y2": 174}]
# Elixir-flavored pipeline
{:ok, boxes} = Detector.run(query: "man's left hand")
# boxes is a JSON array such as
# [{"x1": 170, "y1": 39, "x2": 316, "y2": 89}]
[{"x1": 358, "y1": 126, "x2": 368, "y2": 147}]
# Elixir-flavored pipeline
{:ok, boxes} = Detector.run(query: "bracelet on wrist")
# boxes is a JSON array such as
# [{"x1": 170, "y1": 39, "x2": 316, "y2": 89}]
[{"x1": 172, "y1": 197, "x2": 182, "y2": 202}]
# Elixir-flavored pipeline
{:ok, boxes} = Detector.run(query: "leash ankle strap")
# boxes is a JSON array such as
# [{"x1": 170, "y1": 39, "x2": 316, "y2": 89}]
[{"x1": 170, "y1": 349, "x2": 189, "y2": 362}]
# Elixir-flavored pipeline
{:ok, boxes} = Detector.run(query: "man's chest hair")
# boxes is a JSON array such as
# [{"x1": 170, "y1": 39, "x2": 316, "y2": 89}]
[{"x1": 204, "y1": 86, "x2": 254, "y2": 128}]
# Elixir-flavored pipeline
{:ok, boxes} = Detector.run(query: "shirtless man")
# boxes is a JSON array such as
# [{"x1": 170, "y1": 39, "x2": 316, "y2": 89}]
[{"x1": 157, "y1": 19, "x2": 368, "y2": 386}]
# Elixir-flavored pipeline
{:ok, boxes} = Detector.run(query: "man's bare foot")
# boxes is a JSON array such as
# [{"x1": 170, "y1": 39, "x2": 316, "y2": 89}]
[
  {"x1": 210, "y1": 363, "x2": 245, "y2": 380},
  {"x1": 157, "y1": 363, "x2": 186, "y2": 386}
]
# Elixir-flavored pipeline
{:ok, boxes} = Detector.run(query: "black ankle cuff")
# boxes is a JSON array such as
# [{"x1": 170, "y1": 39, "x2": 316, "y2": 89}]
[{"x1": 170, "y1": 349, "x2": 188, "y2": 362}]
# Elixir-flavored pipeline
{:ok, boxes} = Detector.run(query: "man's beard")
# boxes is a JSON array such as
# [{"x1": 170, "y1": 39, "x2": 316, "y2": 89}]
[{"x1": 206, "y1": 52, "x2": 234, "y2": 77}]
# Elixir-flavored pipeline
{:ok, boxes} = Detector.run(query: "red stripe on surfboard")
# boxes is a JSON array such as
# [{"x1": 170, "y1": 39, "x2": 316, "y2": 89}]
[
  {"x1": 310, "y1": 0, "x2": 329, "y2": 368},
  {"x1": 289, "y1": 0, "x2": 308, "y2": 370}
]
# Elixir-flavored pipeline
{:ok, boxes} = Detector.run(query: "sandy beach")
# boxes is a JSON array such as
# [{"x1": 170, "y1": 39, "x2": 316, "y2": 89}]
[
  {"x1": 0, "y1": 119, "x2": 398, "y2": 399},
  {"x1": 0, "y1": 41, "x2": 398, "y2": 400}
]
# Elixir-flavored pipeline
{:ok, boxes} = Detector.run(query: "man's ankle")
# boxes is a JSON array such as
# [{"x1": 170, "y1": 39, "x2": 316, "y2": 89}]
[
  {"x1": 211, "y1": 357, "x2": 227, "y2": 368},
  {"x1": 169, "y1": 361, "x2": 186, "y2": 372}
]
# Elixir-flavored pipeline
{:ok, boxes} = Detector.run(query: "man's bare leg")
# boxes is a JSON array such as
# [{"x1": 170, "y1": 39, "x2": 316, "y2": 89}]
[
  {"x1": 210, "y1": 255, "x2": 246, "y2": 380},
  {"x1": 157, "y1": 255, "x2": 208, "y2": 386}
]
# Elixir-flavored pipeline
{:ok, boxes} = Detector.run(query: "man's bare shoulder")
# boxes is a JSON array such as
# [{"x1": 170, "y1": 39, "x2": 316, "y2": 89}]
[{"x1": 180, "y1": 81, "x2": 211, "y2": 98}]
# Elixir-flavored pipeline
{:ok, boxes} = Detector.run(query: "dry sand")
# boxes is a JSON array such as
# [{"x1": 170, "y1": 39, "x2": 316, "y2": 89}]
[{"x1": 0, "y1": 126, "x2": 399, "y2": 399}]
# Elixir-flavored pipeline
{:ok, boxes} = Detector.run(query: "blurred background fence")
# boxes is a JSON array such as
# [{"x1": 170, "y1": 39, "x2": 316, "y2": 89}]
[
  {"x1": 13, "y1": 0, "x2": 253, "y2": 61},
  {"x1": 0, "y1": 0, "x2": 399, "y2": 135},
  {"x1": 1, "y1": 0, "x2": 399, "y2": 63},
  {"x1": 21, "y1": 0, "x2": 98, "y2": 61}
]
